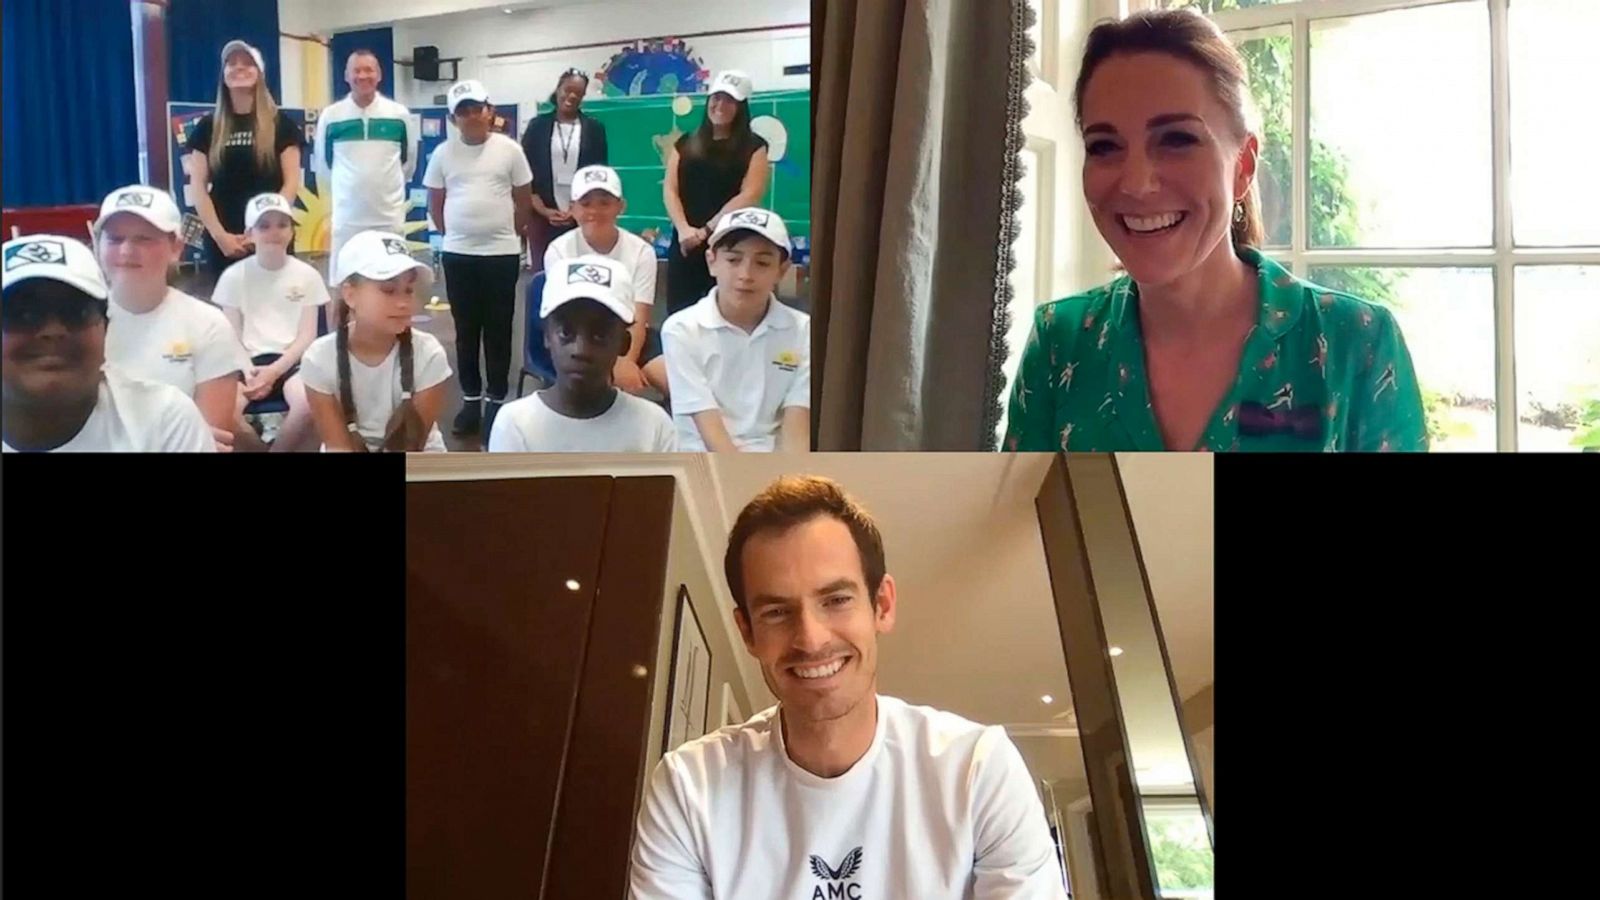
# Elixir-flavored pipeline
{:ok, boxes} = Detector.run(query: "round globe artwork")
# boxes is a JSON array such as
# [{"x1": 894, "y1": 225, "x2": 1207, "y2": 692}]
[{"x1": 597, "y1": 38, "x2": 710, "y2": 97}]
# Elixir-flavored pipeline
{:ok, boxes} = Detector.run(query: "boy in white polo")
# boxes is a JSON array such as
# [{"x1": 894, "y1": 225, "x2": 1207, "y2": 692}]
[
  {"x1": 212, "y1": 193, "x2": 331, "y2": 451},
  {"x1": 2, "y1": 235, "x2": 214, "y2": 452},
  {"x1": 544, "y1": 164, "x2": 658, "y2": 395},
  {"x1": 487, "y1": 255, "x2": 675, "y2": 453},
  {"x1": 424, "y1": 79, "x2": 534, "y2": 439},
  {"x1": 660, "y1": 207, "x2": 809, "y2": 452}
]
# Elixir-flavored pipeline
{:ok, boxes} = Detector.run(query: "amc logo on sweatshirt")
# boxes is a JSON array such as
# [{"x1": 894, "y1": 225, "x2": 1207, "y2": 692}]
[{"x1": 808, "y1": 847, "x2": 863, "y2": 900}]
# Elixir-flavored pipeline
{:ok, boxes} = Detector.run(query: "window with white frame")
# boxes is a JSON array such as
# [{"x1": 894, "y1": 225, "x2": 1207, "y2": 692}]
[{"x1": 1005, "y1": 0, "x2": 1600, "y2": 451}]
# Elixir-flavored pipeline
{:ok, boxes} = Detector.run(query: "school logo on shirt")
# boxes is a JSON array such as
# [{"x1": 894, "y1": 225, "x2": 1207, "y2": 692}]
[
  {"x1": 808, "y1": 847, "x2": 863, "y2": 900},
  {"x1": 772, "y1": 349, "x2": 800, "y2": 373},
  {"x1": 162, "y1": 340, "x2": 193, "y2": 364},
  {"x1": 568, "y1": 262, "x2": 613, "y2": 287},
  {"x1": 4, "y1": 240, "x2": 66, "y2": 270},
  {"x1": 383, "y1": 238, "x2": 409, "y2": 256},
  {"x1": 728, "y1": 209, "x2": 770, "y2": 229},
  {"x1": 116, "y1": 191, "x2": 154, "y2": 208},
  {"x1": 285, "y1": 286, "x2": 306, "y2": 304}
]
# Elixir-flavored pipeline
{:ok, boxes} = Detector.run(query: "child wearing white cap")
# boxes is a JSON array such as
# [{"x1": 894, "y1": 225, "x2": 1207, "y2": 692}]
[
  {"x1": 2, "y1": 235, "x2": 214, "y2": 452},
  {"x1": 299, "y1": 230, "x2": 452, "y2": 452},
  {"x1": 661, "y1": 207, "x2": 809, "y2": 453},
  {"x1": 663, "y1": 69, "x2": 771, "y2": 317},
  {"x1": 423, "y1": 79, "x2": 534, "y2": 440},
  {"x1": 544, "y1": 164, "x2": 660, "y2": 395},
  {"x1": 487, "y1": 255, "x2": 675, "y2": 453},
  {"x1": 95, "y1": 184, "x2": 251, "y2": 451},
  {"x1": 211, "y1": 192, "x2": 332, "y2": 451},
  {"x1": 183, "y1": 39, "x2": 304, "y2": 279}
]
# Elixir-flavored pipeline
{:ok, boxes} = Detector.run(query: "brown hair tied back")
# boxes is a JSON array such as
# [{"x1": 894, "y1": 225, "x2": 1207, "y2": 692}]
[
  {"x1": 335, "y1": 280, "x2": 428, "y2": 453},
  {"x1": 1074, "y1": 8, "x2": 1264, "y2": 249}
]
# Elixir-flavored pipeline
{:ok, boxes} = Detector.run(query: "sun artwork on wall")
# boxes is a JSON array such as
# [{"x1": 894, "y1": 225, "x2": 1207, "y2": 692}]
[{"x1": 291, "y1": 184, "x2": 430, "y2": 255}]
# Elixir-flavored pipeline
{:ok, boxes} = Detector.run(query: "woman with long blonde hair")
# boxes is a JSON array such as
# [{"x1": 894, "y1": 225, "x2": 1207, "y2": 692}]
[{"x1": 184, "y1": 40, "x2": 304, "y2": 281}]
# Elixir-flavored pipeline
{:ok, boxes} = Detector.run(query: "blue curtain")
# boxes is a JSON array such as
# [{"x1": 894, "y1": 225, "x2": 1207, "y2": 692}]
[
  {"x1": 1, "y1": 0, "x2": 140, "y2": 207},
  {"x1": 329, "y1": 28, "x2": 395, "y2": 102},
  {"x1": 167, "y1": 0, "x2": 282, "y2": 104}
]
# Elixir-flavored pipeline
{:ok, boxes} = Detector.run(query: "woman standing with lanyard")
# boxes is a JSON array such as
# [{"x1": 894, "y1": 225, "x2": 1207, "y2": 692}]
[
  {"x1": 184, "y1": 40, "x2": 304, "y2": 281},
  {"x1": 520, "y1": 69, "x2": 609, "y2": 265},
  {"x1": 662, "y1": 70, "x2": 772, "y2": 317}
]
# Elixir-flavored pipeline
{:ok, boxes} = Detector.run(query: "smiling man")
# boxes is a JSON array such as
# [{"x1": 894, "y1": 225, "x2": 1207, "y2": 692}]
[{"x1": 629, "y1": 476, "x2": 1068, "y2": 900}]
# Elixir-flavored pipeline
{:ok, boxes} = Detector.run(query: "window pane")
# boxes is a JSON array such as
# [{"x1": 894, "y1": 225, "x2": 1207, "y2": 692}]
[
  {"x1": 1310, "y1": 3, "x2": 1491, "y2": 248},
  {"x1": 1230, "y1": 25, "x2": 1292, "y2": 248},
  {"x1": 1142, "y1": 801, "x2": 1214, "y2": 899},
  {"x1": 1308, "y1": 267, "x2": 1496, "y2": 452},
  {"x1": 1511, "y1": 0, "x2": 1600, "y2": 246},
  {"x1": 1515, "y1": 267, "x2": 1600, "y2": 451},
  {"x1": 1163, "y1": 0, "x2": 1293, "y2": 11}
]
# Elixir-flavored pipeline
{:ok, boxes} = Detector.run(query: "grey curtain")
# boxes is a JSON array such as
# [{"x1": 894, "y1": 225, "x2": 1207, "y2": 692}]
[{"x1": 813, "y1": 0, "x2": 1034, "y2": 450}]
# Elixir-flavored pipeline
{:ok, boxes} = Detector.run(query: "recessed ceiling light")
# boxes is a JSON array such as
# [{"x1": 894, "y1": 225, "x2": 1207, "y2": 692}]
[
  {"x1": 1109, "y1": 646, "x2": 1124, "y2": 657},
  {"x1": 565, "y1": 579, "x2": 581, "y2": 591},
  {"x1": 1041, "y1": 694, "x2": 1054, "y2": 704}
]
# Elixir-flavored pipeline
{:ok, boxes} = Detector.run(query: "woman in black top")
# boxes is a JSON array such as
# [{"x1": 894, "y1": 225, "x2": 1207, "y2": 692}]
[
  {"x1": 663, "y1": 70, "x2": 771, "y2": 316},
  {"x1": 521, "y1": 69, "x2": 609, "y2": 245},
  {"x1": 184, "y1": 40, "x2": 304, "y2": 280}
]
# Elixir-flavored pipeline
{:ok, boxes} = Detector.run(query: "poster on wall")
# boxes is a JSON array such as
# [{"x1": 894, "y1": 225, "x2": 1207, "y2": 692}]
[
  {"x1": 167, "y1": 102, "x2": 518, "y2": 266},
  {"x1": 663, "y1": 585, "x2": 712, "y2": 756}
]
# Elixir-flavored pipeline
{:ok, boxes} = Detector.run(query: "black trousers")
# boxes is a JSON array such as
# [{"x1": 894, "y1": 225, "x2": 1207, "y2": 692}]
[{"x1": 441, "y1": 252, "x2": 521, "y2": 402}]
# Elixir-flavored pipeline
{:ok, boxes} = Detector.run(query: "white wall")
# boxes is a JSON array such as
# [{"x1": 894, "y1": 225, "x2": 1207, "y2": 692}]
[
  {"x1": 280, "y1": 0, "x2": 594, "y2": 34},
  {"x1": 278, "y1": 36, "x2": 305, "y2": 109},
  {"x1": 386, "y1": 0, "x2": 809, "y2": 115}
]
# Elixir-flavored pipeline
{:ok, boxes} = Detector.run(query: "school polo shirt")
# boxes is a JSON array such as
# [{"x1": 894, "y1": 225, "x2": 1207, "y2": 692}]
[
  {"x1": 629, "y1": 695, "x2": 1069, "y2": 899},
  {"x1": 661, "y1": 290, "x2": 810, "y2": 453},
  {"x1": 1003, "y1": 247, "x2": 1428, "y2": 452}
]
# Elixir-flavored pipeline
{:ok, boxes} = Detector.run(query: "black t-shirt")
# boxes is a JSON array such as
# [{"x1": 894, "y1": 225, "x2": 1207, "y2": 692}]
[
  {"x1": 186, "y1": 110, "x2": 304, "y2": 234},
  {"x1": 673, "y1": 132, "x2": 769, "y2": 232}
]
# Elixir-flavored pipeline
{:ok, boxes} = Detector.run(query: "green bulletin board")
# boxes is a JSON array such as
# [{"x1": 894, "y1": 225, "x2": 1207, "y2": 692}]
[{"x1": 542, "y1": 89, "x2": 810, "y2": 250}]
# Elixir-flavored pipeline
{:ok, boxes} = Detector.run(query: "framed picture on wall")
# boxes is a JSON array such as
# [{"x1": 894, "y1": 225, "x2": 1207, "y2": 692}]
[
  {"x1": 662, "y1": 585, "x2": 712, "y2": 756},
  {"x1": 717, "y1": 681, "x2": 747, "y2": 729}
]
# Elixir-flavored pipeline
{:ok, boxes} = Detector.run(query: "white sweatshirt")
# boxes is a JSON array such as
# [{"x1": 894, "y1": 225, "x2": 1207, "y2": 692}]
[
  {"x1": 630, "y1": 695, "x2": 1070, "y2": 900},
  {"x1": 313, "y1": 92, "x2": 418, "y2": 231}
]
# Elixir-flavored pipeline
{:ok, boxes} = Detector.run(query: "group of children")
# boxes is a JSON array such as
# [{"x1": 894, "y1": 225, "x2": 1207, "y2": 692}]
[{"x1": 0, "y1": 78, "x2": 810, "y2": 454}]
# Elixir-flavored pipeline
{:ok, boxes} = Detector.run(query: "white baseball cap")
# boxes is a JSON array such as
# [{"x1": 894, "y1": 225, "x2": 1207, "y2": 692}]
[
  {"x1": 541, "y1": 255, "x2": 634, "y2": 325},
  {"x1": 335, "y1": 231, "x2": 433, "y2": 287},
  {"x1": 571, "y1": 165, "x2": 624, "y2": 202},
  {"x1": 708, "y1": 70, "x2": 753, "y2": 102},
  {"x1": 447, "y1": 79, "x2": 490, "y2": 112},
  {"x1": 221, "y1": 40, "x2": 266, "y2": 77},
  {"x1": 708, "y1": 207, "x2": 792, "y2": 259},
  {"x1": 95, "y1": 185, "x2": 184, "y2": 236},
  {"x1": 244, "y1": 193, "x2": 295, "y2": 231},
  {"x1": 2, "y1": 235, "x2": 109, "y2": 301}
]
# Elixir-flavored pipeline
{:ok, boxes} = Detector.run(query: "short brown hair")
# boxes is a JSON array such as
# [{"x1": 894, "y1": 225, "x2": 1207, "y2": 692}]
[
  {"x1": 724, "y1": 475, "x2": 886, "y2": 616},
  {"x1": 1074, "y1": 8, "x2": 1264, "y2": 248}
]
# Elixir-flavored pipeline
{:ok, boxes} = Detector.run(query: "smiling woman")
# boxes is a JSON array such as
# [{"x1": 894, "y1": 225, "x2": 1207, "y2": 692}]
[{"x1": 1002, "y1": 8, "x2": 1428, "y2": 452}]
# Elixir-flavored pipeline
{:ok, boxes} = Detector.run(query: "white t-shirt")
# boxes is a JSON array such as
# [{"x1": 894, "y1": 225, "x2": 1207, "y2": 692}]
[
  {"x1": 630, "y1": 695, "x2": 1069, "y2": 899},
  {"x1": 661, "y1": 291, "x2": 810, "y2": 452},
  {"x1": 2, "y1": 369, "x2": 215, "y2": 453},
  {"x1": 106, "y1": 288, "x2": 249, "y2": 397},
  {"x1": 299, "y1": 329, "x2": 452, "y2": 452},
  {"x1": 210, "y1": 255, "x2": 332, "y2": 357},
  {"x1": 544, "y1": 227, "x2": 657, "y2": 316},
  {"x1": 486, "y1": 389, "x2": 676, "y2": 453},
  {"x1": 422, "y1": 132, "x2": 535, "y2": 256},
  {"x1": 550, "y1": 120, "x2": 582, "y2": 210}
]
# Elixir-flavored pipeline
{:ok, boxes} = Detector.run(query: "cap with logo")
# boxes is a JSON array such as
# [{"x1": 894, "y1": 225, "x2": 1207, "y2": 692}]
[
  {"x1": 540, "y1": 255, "x2": 634, "y2": 324},
  {"x1": 3, "y1": 235, "x2": 110, "y2": 301},
  {"x1": 447, "y1": 79, "x2": 491, "y2": 112},
  {"x1": 94, "y1": 185, "x2": 184, "y2": 236},
  {"x1": 571, "y1": 165, "x2": 624, "y2": 202},
  {"x1": 335, "y1": 231, "x2": 433, "y2": 287},
  {"x1": 708, "y1": 207, "x2": 792, "y2": 260},
  {"x1": 707, "y1": 69, "x2": 754, "y2": 103},
  {"x1": 220, "y1": 40, "x2": 267, "y2": 77},
  {"x1": 244, "y1": 193, "x2": 296, "y2": 231}
]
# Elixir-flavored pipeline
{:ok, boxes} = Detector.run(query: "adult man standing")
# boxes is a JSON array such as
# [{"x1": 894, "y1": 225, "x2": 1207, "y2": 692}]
[
  {"x1": 630, "y1": 476, "x2": 1069, "y2": 899},
  {"x1": 313, "y1": 49, "x2": 419, "y2": 303}
]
